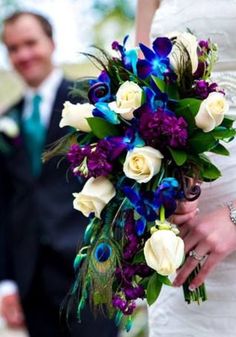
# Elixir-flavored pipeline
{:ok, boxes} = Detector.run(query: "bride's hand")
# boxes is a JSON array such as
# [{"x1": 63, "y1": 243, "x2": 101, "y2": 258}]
[
  {"x1": 170, "y1": 199, "x2": 199, "y2": 226},
  {"x1": 173, "y1": 204, "x2": 236, "y2": 289}
]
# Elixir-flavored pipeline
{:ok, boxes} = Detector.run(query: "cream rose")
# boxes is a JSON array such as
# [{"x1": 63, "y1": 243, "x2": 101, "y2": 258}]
[
  {"x1": 195, "y1": 92, "x2": 229, "y2": 132},
  {"x1": 0, "y1": 116, "x2": 19, "y2": 138},
  {"x1": 108, "y1": 81, "x2": 142, "y2": 120},
  {"x1": 144, "y1": 230, "x2": 184, "y2": 276},
  {"x1": 168, "y1": 31, "x2": 199, "y2": 74},
  {"x1": 59, "y1": 101, "x2": 94, "y2": 132},
  {"x1": 72, "y1": 176, "x2": 116, "y2": 218},
  {"x1": 123, "y1": 146, "x2": 163, "y2": 183}
]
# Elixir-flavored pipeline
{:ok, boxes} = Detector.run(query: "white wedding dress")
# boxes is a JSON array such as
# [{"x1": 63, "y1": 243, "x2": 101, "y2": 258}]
[{"x1": 149, "y1": 1, "x2": 236, "y2": 336}]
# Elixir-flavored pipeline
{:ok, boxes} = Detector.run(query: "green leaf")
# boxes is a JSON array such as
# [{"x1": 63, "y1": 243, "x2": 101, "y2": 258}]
[
  {"x1": 201, "y1": 163, "x2": 221, "y2": 180},
  {"x1": 221, "y1": 117, "x2": 235, "y2": 128},
  {"x1": 132, "y1": 250, "x2": 145, "y2": 264},
  {"x1": 146, "y1": 273, "x2": 163, "y2": 306},
  {"x1": 168, "y1": 147, "x2": 187, "y2": 166},
  {"x1": 87, "y1": 117, "x2": 120, "y2": 139},
  {"x1": 151, "y1": 76, "x2": 180, "y2": 100},
  {"x1": 212, "y1": 127, "x2": 236, "y2": 139},
  {"x1": 210, "y1": 143, "x2": 230, "y2": 156},
  {"x1": 156, "y1": 274, "x2": 172, "y2": 286},
  {"x1": 188, "y1": 131, "x2": 217, "y2": 153},
  {"x1": 198, "y1": 155, "x2": 222, "y2": 180},
  {"x1": 175, "y1": 98, "x2": 202, "y2": 130},
  {"x1": 152, "y1": 76, "x2": 165, "y2": 92},
  {"x1": 176, "y1": 98, "x2": 202, "y2": 115}
]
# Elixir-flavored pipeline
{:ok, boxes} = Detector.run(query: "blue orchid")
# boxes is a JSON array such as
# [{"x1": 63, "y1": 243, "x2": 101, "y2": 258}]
[
  {"x1": 93, "y1": 102, "x2": 120, "y2": 124},
  {"x1": 137, "y1": 37, "x2": 172, "y2": 80},
  {"x1": 106, "y1": 128, "x2": 145, "y2": 160},
  {"x1": 112, "y1": 36, "x2": 138, "y2": 75},
  {"x1": 154, "y1": 178, "x2": 180, "y2": 217},
  {"x1": 123, "y1": 186, "x2": 160, "y2": 235}
]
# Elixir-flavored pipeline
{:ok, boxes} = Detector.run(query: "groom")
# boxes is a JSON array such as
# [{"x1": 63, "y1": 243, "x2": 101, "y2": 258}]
[{"x1": 0, "y1": 11, "x2": 118, "y2": 337}]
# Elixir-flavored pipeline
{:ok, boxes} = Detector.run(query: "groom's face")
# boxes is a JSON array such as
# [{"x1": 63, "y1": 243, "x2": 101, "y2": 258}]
[{"x1": 3, "y1": 14, "x2": 55, "y2": 88}]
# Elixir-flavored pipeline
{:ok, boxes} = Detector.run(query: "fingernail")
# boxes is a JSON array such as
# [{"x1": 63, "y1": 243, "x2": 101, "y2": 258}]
[{"x1": 188, "y1": 285, "x2": 196, "y2": 291}]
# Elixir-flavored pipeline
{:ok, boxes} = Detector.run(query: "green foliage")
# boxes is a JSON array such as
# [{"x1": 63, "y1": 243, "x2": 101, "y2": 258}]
[
  {"x1": 87, "y1": 117, "x2": 120, "y2": 138},
  {"x1": 210, "y1": 143, "x2": 230, "y2": 156},
  {"x1": 168, "y1": 147, "x2": 187, "y2": 166},
  {"x1": 146, "y1": 273, "x2": 163, "y2": 306},
  {"x1": 197, "y1": 154, "x2": 222, "y2": 180},
  {"x1": 152, "y1": 76, "x2": 180, "y2": 100},
  {"x1": 188, "y1": 131, "x2": 217, "y2": 153},
  {"x1": 175, "y1": 98, "x2": 202, "y2": 131}
]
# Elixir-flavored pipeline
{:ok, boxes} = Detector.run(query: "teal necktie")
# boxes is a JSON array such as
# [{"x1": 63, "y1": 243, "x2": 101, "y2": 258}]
[{"x1": 23, "y1": 94, "x2": 46, "y2": 176}]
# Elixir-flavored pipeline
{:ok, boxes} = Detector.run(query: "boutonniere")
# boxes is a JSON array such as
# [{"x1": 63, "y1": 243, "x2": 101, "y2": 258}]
[{"x1": 0, "y1": 115, "x2": 20, "y2": 154}]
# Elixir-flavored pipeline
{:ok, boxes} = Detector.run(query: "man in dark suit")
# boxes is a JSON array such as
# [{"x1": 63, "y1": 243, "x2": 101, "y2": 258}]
[{"x1": 0, "y1": 11, "x2": 118, "y2": 337}]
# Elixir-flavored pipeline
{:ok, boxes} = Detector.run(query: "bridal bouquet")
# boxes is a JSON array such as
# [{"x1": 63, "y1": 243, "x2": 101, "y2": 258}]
[{"x1": 44, "y1": 32, "x2": 235, "y2": 331}]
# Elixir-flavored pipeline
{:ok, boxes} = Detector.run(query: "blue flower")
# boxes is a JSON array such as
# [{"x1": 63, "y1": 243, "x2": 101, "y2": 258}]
[
  {"x1": 154, "y1": 178, "x2": 180, "y2": 217},
  {"x1": 88, "y1": 70, "x2": 112, "y2": 104},
  {"x1": 112, "y1": 35, "x2": 138, "y2": 75},
  {"x1": 137, "y1": 37, "x2": 172, "y2": 79},
  {"x1": 93, "y1": 102, "x2": 120, "y2": 124},
  {"x1": 123, "y1": 186, "x2": 159, "y2": 235}
]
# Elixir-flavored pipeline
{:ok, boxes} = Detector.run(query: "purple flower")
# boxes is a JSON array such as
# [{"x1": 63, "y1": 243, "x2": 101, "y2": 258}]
[
  {"x1": 198, "y1": 40, "x2": 210, "y2": 52},
  {"x1": 194, "y1": 80, "x2": 221, "y2": 99},
  {"x1": 112, "y1": 295, "x2": 136, "y2": 315},
  {"x1": 139, "y1": 105, "x2": 188, "y2": 149},
  {"x1": 67, "y1": 140, "x2": 114, "y2": 178},
  {"x1": 124, "y1": 285, "x2": 145, "y2": 300}
]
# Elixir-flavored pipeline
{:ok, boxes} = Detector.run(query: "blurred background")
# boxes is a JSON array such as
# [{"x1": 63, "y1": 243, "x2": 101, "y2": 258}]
[
  {"x1": 0, "y1": 0, "x2": 136, "y2": 112},
  {"x1": 0, "y1": 1, "x2": 149, "y2": 336}
]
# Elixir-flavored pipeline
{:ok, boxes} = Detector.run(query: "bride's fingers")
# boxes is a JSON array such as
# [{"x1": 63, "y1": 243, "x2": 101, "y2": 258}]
[
  {"x1": 173, "y1": 244, "x2": 209, "y2": 287},
  {"x1": 182, "y1": 231, "x2": 203, "y2": 254},
  {"x1": 188, "y1": 253, "x2": 223, "y2": 289},
  {"x1": 175, "y1": 199, "x2": 199, "y2": 214},
  {"x1": 172, "y1": 208, "x2": 199, "y2": 226}
]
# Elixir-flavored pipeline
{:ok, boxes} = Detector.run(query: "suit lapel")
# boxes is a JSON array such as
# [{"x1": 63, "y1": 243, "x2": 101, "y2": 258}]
[{"x1": 45, "y1": 78, "x2": 73, "y2": 146}]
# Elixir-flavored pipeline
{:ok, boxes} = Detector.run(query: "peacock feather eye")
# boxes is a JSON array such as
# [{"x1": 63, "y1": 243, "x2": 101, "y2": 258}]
[{"x1": 94, "y1": 243, "x2": 112, "y2": 262}]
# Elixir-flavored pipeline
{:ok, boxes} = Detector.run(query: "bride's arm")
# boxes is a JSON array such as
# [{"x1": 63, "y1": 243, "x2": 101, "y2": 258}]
[{"x1": 135, "y1": 0, "x2": 160, "y2": 47}]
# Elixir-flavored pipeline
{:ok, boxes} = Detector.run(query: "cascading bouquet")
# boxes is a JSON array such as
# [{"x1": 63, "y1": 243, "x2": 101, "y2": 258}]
[{"x1": 44, "y1": 32, "x2": 236, "y2": 331}]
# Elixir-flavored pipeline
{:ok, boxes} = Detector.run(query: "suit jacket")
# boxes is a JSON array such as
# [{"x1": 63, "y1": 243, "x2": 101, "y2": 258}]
[{"x1": 0, "y1": 78, "x2": 87, "y2": 300}]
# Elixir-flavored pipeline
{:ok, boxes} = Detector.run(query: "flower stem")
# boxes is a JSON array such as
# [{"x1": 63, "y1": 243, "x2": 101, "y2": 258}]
[{"x1": 183, "y1": 264, "x2": 207, "y2": 304}]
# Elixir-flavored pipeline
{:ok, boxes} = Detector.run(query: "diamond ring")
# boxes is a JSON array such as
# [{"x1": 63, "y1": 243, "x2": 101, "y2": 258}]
[{"x1": 189, "y1": 249, "x2": 206, "y2": 262}]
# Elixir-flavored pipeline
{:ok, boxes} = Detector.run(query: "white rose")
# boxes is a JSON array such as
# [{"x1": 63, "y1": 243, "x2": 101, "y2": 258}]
[
  {"x1": 72, "y1": 176, "x2": 116, "y2": 219},
  {"x1": 195, "y1": 92, "x2": 229, "y2": 132},
  {"x1": 0, "y1": 116, "x2": 19, "y2": 138},
  {"x1": 108, "y1": 81, "x2": 142, "y2": 120},
  {"x1": 168, "y1": 31, "x2": 199, "y2": 74},
  {"x1": 144, "y1": 230, "x2": 184, "y2": 276},
  {"x1": 123, "y1": 146, "x2": 163, "y2": 183},
  {"x1": 59, "y1": 101, "x2": 94, "y2": 132}
]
